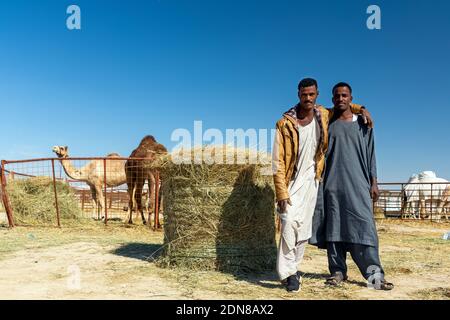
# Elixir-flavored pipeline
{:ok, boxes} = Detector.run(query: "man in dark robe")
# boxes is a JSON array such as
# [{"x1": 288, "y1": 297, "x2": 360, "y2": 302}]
[{"x1": 310, "y1": 82, "x2": 394, "y2": 291}]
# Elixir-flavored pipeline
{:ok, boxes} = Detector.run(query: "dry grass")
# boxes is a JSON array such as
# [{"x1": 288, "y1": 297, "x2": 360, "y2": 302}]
[
  {"x1": 6, "y1": 177, "x2": 85, "y2": 226},
  {"x1": 413, "y1": 287, "x2": 450, "y2": 300}
]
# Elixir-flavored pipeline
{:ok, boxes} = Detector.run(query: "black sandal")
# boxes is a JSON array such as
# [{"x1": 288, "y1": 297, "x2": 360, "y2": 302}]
[
  {"x1": 376, "y1": 280, "x2": 394, "y2": 291},
  {"x1": 325, "y1": 273, "x2": 348, "y2": 286}
]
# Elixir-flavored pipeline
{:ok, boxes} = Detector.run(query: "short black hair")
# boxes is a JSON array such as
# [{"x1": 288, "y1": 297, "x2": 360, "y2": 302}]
[
  {"x1": 298, "y1": 78, "x2": 318, "y2": 91},
  {"x1": 332, "y1": 82, "x2": 352, "y2": 94}
]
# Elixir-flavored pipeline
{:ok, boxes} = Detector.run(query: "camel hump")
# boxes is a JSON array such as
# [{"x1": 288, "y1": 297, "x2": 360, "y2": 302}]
[
  {"x1": 106, "y1": 153, "x2": 121, "y2": 158},
  {"x1": 139, "y1": 135, "x2": 156, "y2": 145}
]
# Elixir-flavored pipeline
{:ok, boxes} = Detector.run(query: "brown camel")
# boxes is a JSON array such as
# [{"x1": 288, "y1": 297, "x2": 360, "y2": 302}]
[
  {"x1": 125, "y1": 135, "x2": 167, "y2": 225},
  {"x1": 52, "y1": 146, "x2": 127, "y2": 219}
]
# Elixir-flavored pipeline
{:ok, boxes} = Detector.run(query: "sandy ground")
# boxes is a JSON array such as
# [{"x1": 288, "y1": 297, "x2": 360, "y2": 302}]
[
  {"x1": 0, "y1": 242, "x2": 186, "y2": 300},
  {"x1": 0, "y1": 221, "x2": 449, "y2": 300}
]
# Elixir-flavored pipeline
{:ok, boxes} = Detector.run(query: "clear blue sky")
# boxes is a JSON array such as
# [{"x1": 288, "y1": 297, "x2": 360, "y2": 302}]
[{"x1": 0, "y1": 0, "x2": 449, "y2": 181}]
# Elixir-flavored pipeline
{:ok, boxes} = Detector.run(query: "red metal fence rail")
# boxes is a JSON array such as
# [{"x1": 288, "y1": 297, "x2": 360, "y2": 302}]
[{"x1": 1, "y1": 160, "x2": 15, "y2": 227}]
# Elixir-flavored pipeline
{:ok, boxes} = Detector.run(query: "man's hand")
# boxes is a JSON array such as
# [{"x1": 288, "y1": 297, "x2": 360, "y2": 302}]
[
  {"x1": 277, "y1": 199, "x2": 292, "y2": 213},
  {"x1": 360, "y1": 108, "x2": 374, "y2": 128},
  {"x1": 370, "y1": 182, "x2": 380, "y2": 202}
]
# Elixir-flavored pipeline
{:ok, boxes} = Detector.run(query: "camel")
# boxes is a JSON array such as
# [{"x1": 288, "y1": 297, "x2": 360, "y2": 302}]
[
  {"x1": 416, "y1": 172, "x2": 448, "y2": 220},
  {"x1": 52, "y1": 146, "x2": 127, "y2": 219},
  {"x1": 437, "y1": 185, "x2": 450, "y2": 219},
  {"x1": 125, "y1": 135, "x2": 167, "y2": 225},
  {"x1": 403, "y1": 171, "x2": 449, "y2": 220}
]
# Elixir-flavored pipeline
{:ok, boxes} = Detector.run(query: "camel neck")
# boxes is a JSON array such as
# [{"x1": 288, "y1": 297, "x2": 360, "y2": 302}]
[{"x1": 58, "y1": 158, "x2": 85, "y2": 180}]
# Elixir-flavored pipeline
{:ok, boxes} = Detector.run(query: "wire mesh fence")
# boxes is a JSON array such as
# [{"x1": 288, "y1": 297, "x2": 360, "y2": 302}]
[
  {"x1": 375, "y1": 182, "x2": 450, "y2": 221},
  {"x1": 0, "y1": 157, "x2": 162, "y2": 228},
  {"x1": 1, "y1": 157, "x2": 449, "y2": 228}
]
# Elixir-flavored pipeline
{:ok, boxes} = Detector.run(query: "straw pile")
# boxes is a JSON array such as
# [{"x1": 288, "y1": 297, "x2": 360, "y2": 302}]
[
  {"x1": 6, "y1": 177, "x2": 83, "y2": 225},
  {"x1": 150, "y1": 146, "x2": 277, "y2": 273}
]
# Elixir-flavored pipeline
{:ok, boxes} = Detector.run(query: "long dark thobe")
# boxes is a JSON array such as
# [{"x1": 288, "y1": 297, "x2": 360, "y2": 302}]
[{"x1": 310, "y1": 115, "x2": 378, "y2": 248}]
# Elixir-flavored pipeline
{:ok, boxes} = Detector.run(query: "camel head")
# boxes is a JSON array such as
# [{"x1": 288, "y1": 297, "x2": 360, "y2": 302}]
[
  {"x1": 130, "y1": 136, "x2": 168, "y2": 161},
  {"x1": 52, "y1": 146, "x2": 69, "y2": 158},
  {"x1": 142, "y1": 143, "x2": 168, "y2": 161},
  {"x1": 154, "y1": 143, "x2": 168, "y2": 155},
  {"x1": 150, "y1": 141, "x2": 168, "y2": 160}
]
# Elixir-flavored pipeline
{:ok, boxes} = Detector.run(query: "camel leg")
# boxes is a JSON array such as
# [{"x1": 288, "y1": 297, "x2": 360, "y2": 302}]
[
  {"x1": 126, "y1": 182, "x2": 135, "y2": 224},
  {"x1": 414, "y1": 201, "x2": 420, "y2": 219},
  {"x1": 401, "y1": 193, "x2": 408, "y2": 219},
  {"x1": 432, "y1": 199, "x2": 440, "y2": 221},
  {"x1": 148, "y1": 173, "x2": 156, "y2": 227},
  {"x1": 437, "y1": 199, "x2": 447, "y2": 218},
  {"x1": 138, "y1": 183, "x2": 146, "y2": 222},
  {"x1": 409, "y1": 201, "x2": 414, "y2": 218},
  {"x1": 409, "y1": 203, "x2": 415, "y2": 219},
  {"x1": 146, "y1": 191, "x2": 151, "y2": 220},
  {"x1": 437, "y1": 202, "x2": 443, "y2": 215},
  {"x1": 419, "y1": 199, "x2": 425, "y2": 219},
  {"x1": 411, "y1": 202, "x2": 417, "y2": 219},
  {"x1": 407, "y1": 200, "x2": 418, "y2": 219},
  {"x1": 446, "y1": 203, "x2": 450, "y2": 219},
  {"x1": 95, "y1": 184, "x2": 105, "y2": 220},
  {"x1": 444, "y1": 191, "x2": 449, "y2": 216},
  {"x1": 143, "y1": 189, "x2": 150, "y2": 224},
  {"x1": 144, "y1": 182, "x2": 152, "y2": 225},
  {"x1": 133, "y1": 187, "x2": 140, "y2": 223},
  {"x1": 403, "y1": 201, "x2": 409, "y2": 219},
  {"x1": 89, "y1": 185, "x2": 98, "y2": 219},
  {"x1": 134, "y1": 182, "x2": 147, "y2": 225}
]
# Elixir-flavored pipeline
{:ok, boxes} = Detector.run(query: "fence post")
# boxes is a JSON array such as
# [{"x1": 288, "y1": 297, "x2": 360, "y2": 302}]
[
  {"x1": 103, "y1": 158, "x2": 108, "y2": 225},
  {"x1": 154, "y1": 171, "x2": 160, "y2": 230},
  {"x1": 430, "y1": 183, "x2": 433, "y2": 222},
  {"x1": 1, "y1": 160, "x2": 15, "y2": 227},
  {"x1": 401, "y1": 183, "x2": 404, "y2": 220},
  {"x1": 51, "y1": 159, "x2": 61, "y2": 227}
]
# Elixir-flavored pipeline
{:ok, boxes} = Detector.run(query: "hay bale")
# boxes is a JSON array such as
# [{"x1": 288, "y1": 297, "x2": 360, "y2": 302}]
[
  {"x1": 6, "y1": 177, "x2": 84, "y2": 225},
  {"x1": 151, "y1": 146, "x2": 277, "y2": 273}
]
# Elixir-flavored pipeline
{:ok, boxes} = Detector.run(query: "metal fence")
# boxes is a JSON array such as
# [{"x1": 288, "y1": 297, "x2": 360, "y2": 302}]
[
  {"x1": 1, "y1": 157, "x2": 449, "y2": 228},
  {"x1": 374, "y1": 182, "x2": 450, "y2": 221},
  {"x1": 0, "y1": 157, "x2": 162, "y2": 228}
]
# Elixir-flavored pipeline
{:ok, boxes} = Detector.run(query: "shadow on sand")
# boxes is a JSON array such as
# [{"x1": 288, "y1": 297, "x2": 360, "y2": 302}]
[{"x1": 111, "y1": 242, "x2": 163, "y2": 262}]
